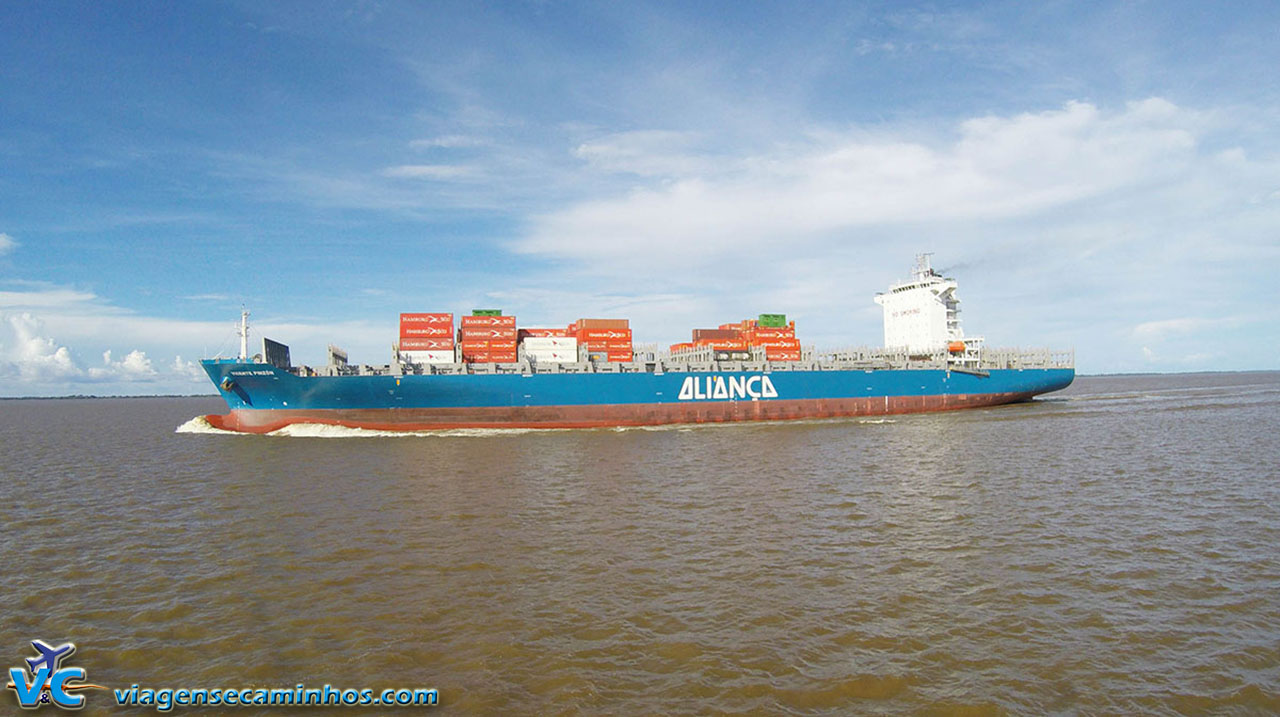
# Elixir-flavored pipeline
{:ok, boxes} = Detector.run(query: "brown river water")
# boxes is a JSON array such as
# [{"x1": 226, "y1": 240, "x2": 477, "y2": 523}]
[{"x1": 2, "y1": 372, "x2": 1278, "y2": 715}]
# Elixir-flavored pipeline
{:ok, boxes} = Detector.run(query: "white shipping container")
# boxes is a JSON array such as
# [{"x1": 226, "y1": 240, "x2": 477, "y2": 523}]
[
  {"x1": 526, "y1": 350, "x2": 577, "y2": 363},
  {"x1": 522, "y1": 336, "x2": 578, "y2": 350},
  {"x1": 401, "y1": 350, "x2": 456, "y2": 364}
]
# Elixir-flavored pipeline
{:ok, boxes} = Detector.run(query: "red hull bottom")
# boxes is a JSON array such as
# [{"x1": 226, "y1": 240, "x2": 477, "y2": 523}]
[{"x1": 204, "y1": 392, "x2": 1040, "y2": 434}]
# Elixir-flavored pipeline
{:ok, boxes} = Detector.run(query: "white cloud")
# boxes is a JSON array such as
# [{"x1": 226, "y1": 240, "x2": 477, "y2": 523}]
[
  {"x1": 171, "y1": 355, "x2": 208, "y2": 383},
  {"x1": 409, "y1": 135, "x2": 487, "y2": 149},
  {"x1": 87, "y1": 349, "x2": 158, "y2": 381},
  {"x1": 0, "y1": 313, "x2": 80, "y2": 382},
  {"x1": 0, "y1": 287, "x2": 100, "y2": 310},
  {"x1": 0, "y1": 313, "x2": 173, "y2": 390},
  {"x1": 380, "y1": 164, "x2": 476, "y2": 179},
  {"x1": 0, "y1": 233, "x2": 16, "y2": 255},
  {"x1": 516, "y1": 99, "x2": 1208, "y2": 269},
  {"x1": 1133, "y1": 317, "x2": 1214, "y2": 338},
  {"x1": 573, "y1": 130, "x2": 712, "y2": 177}
]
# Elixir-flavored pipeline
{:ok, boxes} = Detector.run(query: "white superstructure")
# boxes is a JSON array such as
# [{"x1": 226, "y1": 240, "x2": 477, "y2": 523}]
[{"x1": 874, "y1": 254, "x2": 982, "y2": 358}]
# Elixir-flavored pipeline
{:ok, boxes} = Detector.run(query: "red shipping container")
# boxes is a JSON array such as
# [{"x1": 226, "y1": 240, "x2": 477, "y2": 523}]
[
  {"x1": 460, "y1": 341, "x2": 491, "y2": 351},
  {"x1": 460, "y1": 327, "x2": 518, "y2": 341},
  {"x1": 756, "y1": 338, "x2": 801, "y2": 350},
  {"x1": 400, "y1": 312, "x2": 453, "y2": 326},
  {"x1": 400, "y1": 337, "x2": 455, "y2": 350},
  {"x1": 460, "y1": 315, "x2": 517, "y2": 328},
  {"x1": 465, "y1": 351, "x2": 518, "y2": 362},
  {"x1": 692, "y1": 328, "x2": 740, "y2": 341},
  {"x1": 576, "y1": 318, "x2": 629, "y2": 329},
  {"x1": 519, "y1": 328, "x2": 571, "y2": 338},
  {"x1": 576, "y1": 328, "x2": 632, "y2": 342},
  {"x1": 605, "y1": 350, "x2": 633, "y2": 361},
  {"x1": 748, "y1": 328, "x2": 796, "y2": 340},
  {"x1": 766, "y1": 347, "x2": 801, "y2": 361},
  {"x1": 695, "y1": 339, "x2": 749, "y2": 350},
  {"x1": 401, "y1": 325, "x2": 454, "y2": 338}
]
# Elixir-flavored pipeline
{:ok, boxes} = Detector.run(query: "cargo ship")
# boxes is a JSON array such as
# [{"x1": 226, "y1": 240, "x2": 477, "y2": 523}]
[{"x1": 200, "y1": 255, "x2": 1074, "y2": 433}]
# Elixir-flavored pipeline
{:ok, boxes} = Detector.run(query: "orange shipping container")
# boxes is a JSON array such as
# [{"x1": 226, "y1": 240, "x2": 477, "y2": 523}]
[
  {"x1": 460, "y1": 327, "x2": 517, "y2": 341},
  {"x1": 576, "y1": 318, "x2": 629, "y2": 329},
  {"x1": 694, "y1": 339, "x2": 749, "y2": 350},
  {"x1": 519, "y1": 328, "x2": 571, "y2": 338},
  {"x1": 747, "y1": 328, "x2": 796, "y2": 340},
  {"x1": 692, "y1": 328, "x2": 740, "y2": 341},
  {"x1": 400, "y1": 312, "x2": 453, "y2": 326},
  {"x1": 755, "y1": 338, "x2": 801, "y2": 350},
  {"x1": 460, "y1": 315, "x2": 517, "y2": 328},
  {"x1": 463, "y1": 350, "x2": 518, "y2": 362},
  {"x1": 576, "y1": 328, "x2": 632, "y2": 342},
  {"x1": 462, "y1": 341, "x2": 517, "y2": 352},
  {"x1": 401, "y1": 325, "x2": 453, "y2": 338},
  {"x1": 400, "y1": 337, "x2": 455, "y2": 351},
  {"x1": 766, "y1": 347, "x2": 801, "y2": 361},
  {"x1": 669, "y1": 342, "x2": 695, "y2": 353}
]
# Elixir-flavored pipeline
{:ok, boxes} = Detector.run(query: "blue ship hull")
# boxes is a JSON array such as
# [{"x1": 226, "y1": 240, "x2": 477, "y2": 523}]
[{"x1": 201, "y1": 360, "x2": 1074, "y2": 433}]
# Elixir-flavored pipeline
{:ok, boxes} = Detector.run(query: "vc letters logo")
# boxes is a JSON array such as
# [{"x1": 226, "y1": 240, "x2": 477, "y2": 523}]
[{"x1": 6, "y1": 641, "x2": 101, "y2": 710}]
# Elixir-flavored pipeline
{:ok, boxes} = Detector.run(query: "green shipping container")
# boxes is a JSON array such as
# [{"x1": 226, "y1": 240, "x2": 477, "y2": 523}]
[
  {"x1": 758, "y1": 313, "x2": 787, "y2": 327},
  {"x1": 472, "y1": 309, "x2": 503, "y2": 316}
]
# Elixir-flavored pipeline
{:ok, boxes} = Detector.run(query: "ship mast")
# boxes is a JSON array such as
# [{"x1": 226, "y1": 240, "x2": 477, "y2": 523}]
[{"x1": 238, "y1": 308, "x2": 250, "y2": 360}]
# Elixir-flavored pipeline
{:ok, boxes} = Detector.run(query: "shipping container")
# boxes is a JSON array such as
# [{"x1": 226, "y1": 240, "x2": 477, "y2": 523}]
[
  {"x1": 463, "y1": 351, "x2": 518, "y2": 363},
  {"x1": 521, "y1": 336, "x2": 578, "y2": 350},
  {"x1": 694, "y1": 338, "x2": 749, "y2": 350},
  {"x1": 519, "y1": 327, "x2": 572, "y2": 338},
  {"x1": 525, "y1": 350, "x2": 577, "y2": 363},
  {"x1": 746, "y1": 328, "x2": 796, "y2": 340},
  {"x1": 462, "y1": 342, "x2": 518, "y2": 354},
  {"x1": 755, "y1": 338, "x2": 801, "y2": 350},
  {"x1": 461, "y1": 315, "x2": 517, "y2": 328},
  {"x1": 714, "y1": 350, "x2": 753, "y2": 361},
  {"x1": 401, "y1": 325, "x2": 454, "y2": 338},
  {"x1": 765, "y1": 347, "x2": 801, "y2": 361},
  {"x1": 575, "y1": 328, "x2": 632, "y2": 342},
  {"x1": 758, "y1": 313, "x2": 787, "y2": 328},
  {"x1": 472, "y1": 309, "x2": 503, "y2": 316},
  {"x1": 399, "y1": 337, "x2": 455, "y2": 351},
  {"x1": 692, "y1": 328, "x2": 740, "y2": 341},
  {"x1": 400, "y1": 312, "x2": 454, "y2": 326},
  {"x1": 669, "y1": 342, "x2": 696, "y2": 353},
  {"x1": 460, "y1": 327, "x2": 518, "y2": 341},
  {"x1": 400, "y1": 350, "x2": 455, "y2": 364},
  {"x1": 576, "y1": 318, "x2": 630, "y2": 329}
]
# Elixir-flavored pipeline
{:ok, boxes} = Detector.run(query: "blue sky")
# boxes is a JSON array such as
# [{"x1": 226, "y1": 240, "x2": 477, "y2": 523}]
[{"x1": 2, "y1": 1, "x2": 1278, "y2": 395}]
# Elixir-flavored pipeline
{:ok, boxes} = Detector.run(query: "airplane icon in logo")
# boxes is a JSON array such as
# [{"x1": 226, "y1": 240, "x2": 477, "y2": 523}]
[{"x1": 26, "y1": 640, "x2": 76, "y2": 675}]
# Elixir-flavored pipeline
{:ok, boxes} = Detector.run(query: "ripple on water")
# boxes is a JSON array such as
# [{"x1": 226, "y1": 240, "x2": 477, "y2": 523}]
[{"x1": 4, "y1": 378, "x2": 1279, "y2": 714}]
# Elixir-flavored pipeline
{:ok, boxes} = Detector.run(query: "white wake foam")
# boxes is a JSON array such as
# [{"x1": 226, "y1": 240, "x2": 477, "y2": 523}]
[
  {"x1": 265, "y1": 423, "x2": 547, "y2": 439},
  {"x1": 174, "y1": 416, "x2": 246, "y2": 435}
]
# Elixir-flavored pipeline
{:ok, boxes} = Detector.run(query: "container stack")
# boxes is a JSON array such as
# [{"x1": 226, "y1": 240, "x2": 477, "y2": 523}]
[
  {"x1": 571, "y1": 318, "x2": 633, "y2": 362},
  {"x1": 460, "y1": 311, "x2": 518, "y2": 363},
  {"x1": 520, "y1": 330, "x2": 578, "y2": 363},
  {"x1": 399, "y1": 312, "x2": 455, "y2": 364},
  {"x1": 744, "y1": 314, "x2": 801, "y2": 361},
  {"x1": 669, "y1": 313, "x2": 802, "y2": 361}
]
